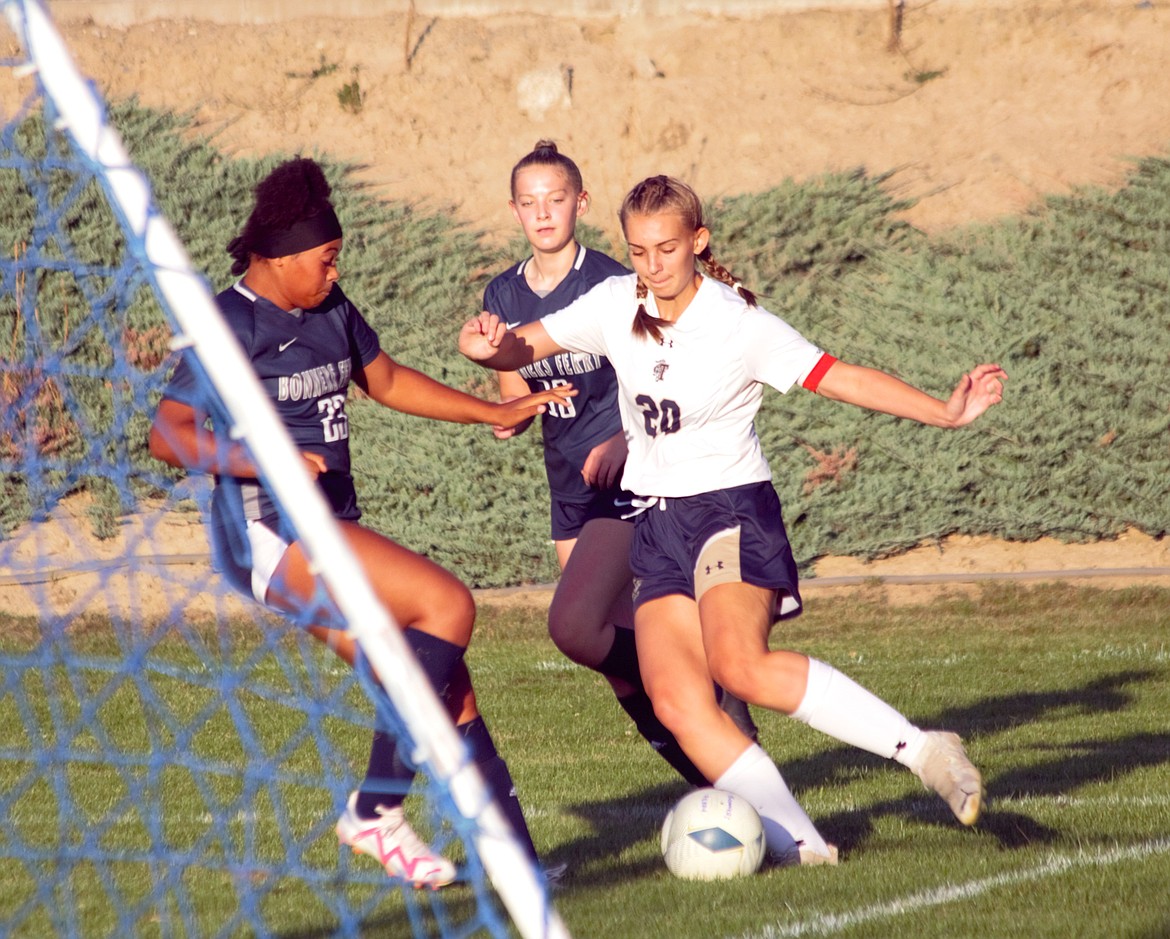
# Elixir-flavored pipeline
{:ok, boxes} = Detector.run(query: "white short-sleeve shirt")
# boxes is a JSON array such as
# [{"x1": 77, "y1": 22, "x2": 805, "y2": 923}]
[{"x1": 541, "y1": 274, "x2": 829, "y2": 498}]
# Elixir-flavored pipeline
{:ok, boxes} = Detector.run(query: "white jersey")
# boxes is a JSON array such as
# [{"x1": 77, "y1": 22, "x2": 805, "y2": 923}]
[{"x1": 541, "y1": 273, "x2": 828, "y2": 498}]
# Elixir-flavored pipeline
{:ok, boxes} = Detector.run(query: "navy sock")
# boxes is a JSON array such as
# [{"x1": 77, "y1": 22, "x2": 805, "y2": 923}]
[
  {"x1": 596, "y1": 630, "x2": 709, "y2": 785},
  {"x1": 403, "y1": 626, "x2": 466, "y2": 698},
  {"x1": 595, "y1": 626, "x2": 644, "y2": 689},
  {"x1": 355, "y1": 729, "x2": 416, "y2": 818},
  {"x1": 617, "y1": 691, "x2": 709, "y2": 787},
  {"x1": 716, "y1": 686, "x2": 760, "y2": 743},
  {"x1": 353, "y1": 629, "x2": 467, "y2": 817},
  {"x1": 459, "y1": 716, "x2": 538, "y2": 860}
]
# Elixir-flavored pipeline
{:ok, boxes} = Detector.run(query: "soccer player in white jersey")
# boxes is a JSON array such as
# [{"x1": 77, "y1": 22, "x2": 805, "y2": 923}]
[
  {"x1": 484, "y1": 141, "x2": 755, "y2": 789},
  {"x1": 150, "y1": 157, "x2": 574, "y2": 887},
  {"x1": 459, "y1": 174, "x2": 1006, "y2": 865}
]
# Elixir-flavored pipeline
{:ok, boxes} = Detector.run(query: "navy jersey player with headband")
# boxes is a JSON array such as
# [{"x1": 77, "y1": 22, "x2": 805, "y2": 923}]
[
  {"x1": 150, "y1": 157, "x2": 574, "y2": 888},
  {"x1": 461, "y1": 174, "x2": 1007, "y2": 867},
  {"x1": 484, "y1": 141, "x2": 756, "y2": 790}
]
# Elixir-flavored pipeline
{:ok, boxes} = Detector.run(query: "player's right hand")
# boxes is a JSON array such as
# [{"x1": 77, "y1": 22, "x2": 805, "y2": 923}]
[
  {"x1": 493, "y1": 385, "x2": 577, "y2": 428},
  {"x1": 581, "y1": 431, "x2": 627, "y2": 489},
  {"x1": 301, "y1": 451, "x2": 327, "y2": 480}
]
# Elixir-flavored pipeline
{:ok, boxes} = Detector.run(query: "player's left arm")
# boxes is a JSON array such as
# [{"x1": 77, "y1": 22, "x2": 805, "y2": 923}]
[
  {"x1": 355, "y1": 350, "x2": 576, "y2": 430},
  {"x1": 814, "y1": 359, "x2": 1007, "y2": 429}
]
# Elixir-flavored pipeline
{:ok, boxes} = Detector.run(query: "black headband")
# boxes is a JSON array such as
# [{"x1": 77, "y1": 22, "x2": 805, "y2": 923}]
[{"x1": 253, "y1": 203, "x2": 343, "y2": 258}]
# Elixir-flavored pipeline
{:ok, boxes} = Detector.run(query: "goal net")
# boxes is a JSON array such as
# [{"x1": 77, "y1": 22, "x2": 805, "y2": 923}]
[{"x1": 0, "y1": 1, "x2": 567, "y2": 936}]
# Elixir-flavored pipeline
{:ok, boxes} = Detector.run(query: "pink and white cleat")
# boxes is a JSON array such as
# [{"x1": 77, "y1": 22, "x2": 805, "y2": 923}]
[{"x1": 336, "y1": 791, "x2": 457, "y2": 889}]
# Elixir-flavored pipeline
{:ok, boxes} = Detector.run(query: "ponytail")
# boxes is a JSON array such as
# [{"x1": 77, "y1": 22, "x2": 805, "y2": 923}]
[
  {"x1": 227, "y1": 157, "x2": 341, "y2": 275},
  {"x1": 509, "y1": 139, "x2": 584, "y2": 198}
]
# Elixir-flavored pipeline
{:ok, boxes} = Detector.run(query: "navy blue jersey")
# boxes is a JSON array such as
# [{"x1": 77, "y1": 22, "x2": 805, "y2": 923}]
[
  {"x1": 161, "y1": 280, "x2": 381, "y2": 531},
  {"x1": 483, "y1": 245, "x2": 628, "y2": 503}
]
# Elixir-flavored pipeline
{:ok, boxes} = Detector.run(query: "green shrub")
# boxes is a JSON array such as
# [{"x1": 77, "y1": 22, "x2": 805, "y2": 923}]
[{"x1": 3, "y1": 100, "x2": 1167, "y2": 583}]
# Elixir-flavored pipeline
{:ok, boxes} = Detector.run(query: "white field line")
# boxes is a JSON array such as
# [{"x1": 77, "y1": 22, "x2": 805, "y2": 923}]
[
  {"x1": 735, "y1": 838, "x2": 1170, "y2": 939},
  {"x1": 1001, "y1": 793, "x2": 1170, "y2": 810},
  {"x1": 821, "y1": 792, "x2": 1170, "y2": 814}
]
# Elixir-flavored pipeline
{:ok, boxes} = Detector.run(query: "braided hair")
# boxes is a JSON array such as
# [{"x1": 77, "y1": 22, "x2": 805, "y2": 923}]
[
  {"x1": 226, "y1": 157, "x2": 341, "y2": 276},
  {"x1": 619, "y1": 175, "x2": 756, "y2": 341}
]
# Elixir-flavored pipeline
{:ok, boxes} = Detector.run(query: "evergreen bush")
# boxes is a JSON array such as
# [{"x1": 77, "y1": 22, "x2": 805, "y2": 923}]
[{"x1": 2, "y1": 100, "x2": 1166, "y2": 585}]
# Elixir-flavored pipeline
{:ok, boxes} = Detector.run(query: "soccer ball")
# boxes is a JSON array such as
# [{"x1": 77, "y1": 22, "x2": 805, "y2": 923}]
[{"x1": 660, "y1": 787, "x2": 766, "y2": 880}]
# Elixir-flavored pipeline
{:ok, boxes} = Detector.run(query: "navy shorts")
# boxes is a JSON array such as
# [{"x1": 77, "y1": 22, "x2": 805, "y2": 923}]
[
  {"x1": 550, "y1": 485, "x2": 634, "y2": 540},
  {"x1": 210, "y1": 510, "x2": 288, "y2": 604},
  {"x1": 628, "y1": 481, "x2": 802, "y2": 621}
]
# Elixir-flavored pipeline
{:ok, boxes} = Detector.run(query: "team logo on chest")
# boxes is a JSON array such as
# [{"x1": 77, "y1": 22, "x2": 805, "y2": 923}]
[{"x1": 653, "y1": 360, "x2": 669, "y2": 382}]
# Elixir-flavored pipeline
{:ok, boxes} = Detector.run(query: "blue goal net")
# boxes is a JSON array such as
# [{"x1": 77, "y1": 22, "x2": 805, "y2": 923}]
[{"x1": 0, "y1": 2, "x2": 567, "y2": 936}]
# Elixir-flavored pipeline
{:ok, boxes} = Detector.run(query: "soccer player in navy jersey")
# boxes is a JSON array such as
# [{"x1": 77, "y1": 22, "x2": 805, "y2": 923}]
[
  {"x1": 149, "y1": 157, "x2": 573, "y2": 888},
  {"x1": 485, "y1": 142, "x2": 758, "y2": 789},
  {"x1": 463, "y1": 174, "x2": 1006, "y2": 867}
]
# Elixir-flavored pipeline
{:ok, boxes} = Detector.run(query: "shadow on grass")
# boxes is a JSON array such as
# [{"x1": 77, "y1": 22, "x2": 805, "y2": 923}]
[
  {"x1": 271, "y1": 875, "x2": 499, "y2": 939},
  {"x1": 547, "y1": 667, "x2": 1169, "y2": 879},
  {"x1": 788, "y1": 667, "x2": 1168, "y2": 853},
  {"x1": 549, "y1": 781, "x2": 694, "y2": 889}
]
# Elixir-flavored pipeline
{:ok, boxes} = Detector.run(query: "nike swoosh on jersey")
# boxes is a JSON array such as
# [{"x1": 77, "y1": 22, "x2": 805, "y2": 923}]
[
  {"x1": 278, "y1": 338, "x2": 298, "y2": 352},
  {"x1": 506, "y1": 322, "x2": 521, "y2": 330}
]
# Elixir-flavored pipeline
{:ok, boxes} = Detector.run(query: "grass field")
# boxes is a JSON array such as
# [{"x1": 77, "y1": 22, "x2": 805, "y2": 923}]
[
  {"x1": 470, "y1": 583, "x2": 1170, "y2": 939},
  {"x1": 3, "y1": 33, "x2": 1168, "y2": 938},
  {"x1": 2, "y1": 581, "x2": 1168, "y2": 938}
]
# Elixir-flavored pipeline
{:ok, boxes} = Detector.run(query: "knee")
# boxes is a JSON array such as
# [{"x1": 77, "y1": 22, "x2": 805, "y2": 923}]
[
  {"x1": 642, "y1": 681, "x2": 693, "y2": 737},
  {"x1": 441, "y1": 583, "x2": 477, "y2": 647},
  {"x1": 707, "y1": 652, "x2": 763, "y2": 704},
  {"x1": 547, "y1": 593, "x2": 601, "y2": 661},
  {"x1": 413, "y1": 580, "x2": 476, "y2": 649},
  {"x1": 546, "y1": 617, "x2": 587, "y2": 661}
]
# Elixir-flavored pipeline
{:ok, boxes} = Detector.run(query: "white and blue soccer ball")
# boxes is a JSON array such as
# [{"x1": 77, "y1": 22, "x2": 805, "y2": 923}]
[{"x1": 660, "y1": 787, "x2": 766, "y2": 880}]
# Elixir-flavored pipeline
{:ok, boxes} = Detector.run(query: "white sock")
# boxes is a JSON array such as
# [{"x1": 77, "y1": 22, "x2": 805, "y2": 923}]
[
  {"x1": 792, "y1": 658, "x2": 926, "y2": 765},
  {"x1": 715, "y1": 743, "x2": 829, "y2": 861}
]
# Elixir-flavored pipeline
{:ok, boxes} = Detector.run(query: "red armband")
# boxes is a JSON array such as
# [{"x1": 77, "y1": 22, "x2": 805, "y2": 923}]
[{"x1": 801, "y1": 353, "x2": 837, "y2": 392}]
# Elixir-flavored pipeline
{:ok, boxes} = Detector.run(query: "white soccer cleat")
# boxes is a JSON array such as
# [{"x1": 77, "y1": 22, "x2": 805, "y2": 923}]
[
  {"x1": 335, "y1": 791, "x2": 457, "y2": 889},
  {"x1": 911, "y1": 731, "x2": 984, "y2": 826},
  {"x1": 798, "y1": 842, "x2": 839, "y2": 866},
  {"x1": 770, "y1": 840, "x2": 839, "y2": 868}
]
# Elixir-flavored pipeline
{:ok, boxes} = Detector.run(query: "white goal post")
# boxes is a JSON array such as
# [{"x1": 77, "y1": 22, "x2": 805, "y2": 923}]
[{"x1": 1, "y1": 1, "x2": 570, "y2": 936}]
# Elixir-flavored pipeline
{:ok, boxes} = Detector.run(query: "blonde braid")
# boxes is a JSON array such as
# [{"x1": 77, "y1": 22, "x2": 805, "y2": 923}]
[
  {"x1": 698, "y1": 246, "x2": 757, "y2": 307},
  {"x1": 631, "y1": 276, "x2": 667, "y2": 342}
]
